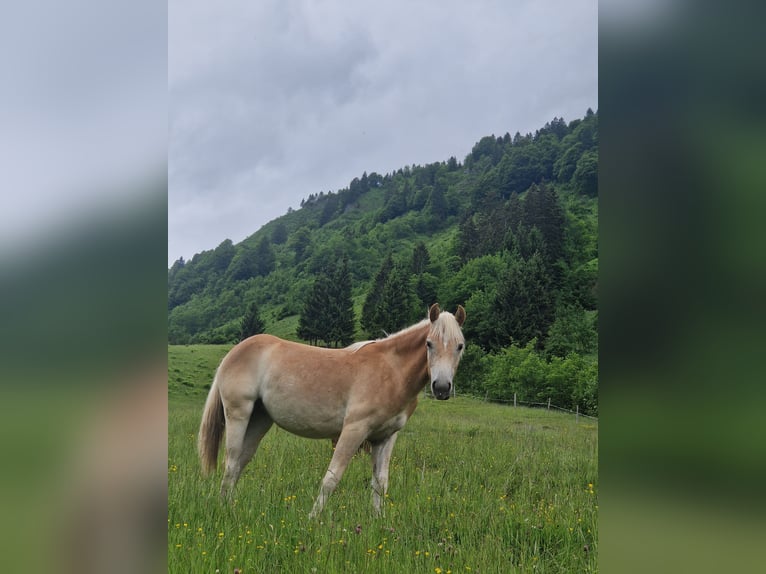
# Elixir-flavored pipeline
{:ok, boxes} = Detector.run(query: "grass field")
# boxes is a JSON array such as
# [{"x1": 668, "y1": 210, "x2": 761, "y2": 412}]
[{"x1": 168, "y1": 345, "x2": 598, "y2": 573}]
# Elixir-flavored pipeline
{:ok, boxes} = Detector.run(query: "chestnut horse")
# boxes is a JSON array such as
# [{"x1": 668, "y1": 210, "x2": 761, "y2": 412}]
[{"x1": 198, "y1": 303, "x2": 466, "y2": 518}]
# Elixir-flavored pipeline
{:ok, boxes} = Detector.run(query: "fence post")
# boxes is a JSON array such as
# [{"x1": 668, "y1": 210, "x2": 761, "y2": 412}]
[
  {"x1": 513, "y1": 392, "x2": 517, "y2": 408},
  {"x1": 547, "y1": 398, "x2": 551, "y2": 410},
  {"x1": 576, "y1": 404, "x2": 579, "y2": 423},
  {"x1": 484, "y1": 390, "x2": 489, "y2": 402}
]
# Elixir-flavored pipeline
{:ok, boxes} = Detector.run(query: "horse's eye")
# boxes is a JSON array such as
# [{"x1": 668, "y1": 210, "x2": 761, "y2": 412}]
[
  {"x1": 426, "y1": 340, "x2": 434, "y2": 350},
  {"x1": 457, "y1": 343, "x2": 464, "y2": 352}
]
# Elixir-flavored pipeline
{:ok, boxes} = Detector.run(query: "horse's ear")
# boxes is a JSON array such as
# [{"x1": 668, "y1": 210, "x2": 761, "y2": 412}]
[
  {"x1": 455, "y1": 305, "x2": 466, "y2": 327},
  {"x1": 429, "y1": 303, "x2": 441, "y2": 323}
]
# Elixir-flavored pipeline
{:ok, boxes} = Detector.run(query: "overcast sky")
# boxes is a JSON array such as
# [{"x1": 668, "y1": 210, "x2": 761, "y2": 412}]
[{"x1": 169, "y1": 0, "x2": 597, "y2": 266}]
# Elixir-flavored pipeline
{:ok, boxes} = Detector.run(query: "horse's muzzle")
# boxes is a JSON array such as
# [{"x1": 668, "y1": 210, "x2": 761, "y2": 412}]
[{"x1": 432, "y1": 380, "x2": 452, "y2": 400}]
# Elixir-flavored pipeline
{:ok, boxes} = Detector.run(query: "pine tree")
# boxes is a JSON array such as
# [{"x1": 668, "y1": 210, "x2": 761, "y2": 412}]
[
  {"x1": 413, "y1": 273, "x2": 438, "y2": 312},
  {"x1": 298, "y1": 258, "x2": 356, "y2": 347},
  {"x1": 456, "y1": 216, "x2": 480, "y2": 263},
  {"x1": 520, "y1": 183, "x2": 566, "y2": 290},
  {"x1": 328, "y1": 256, "x2": 355, "y2": 347},
  {"x1": 239, "y1": 302, "x2": 265, "y2": 341},
  {"x1": 495, "y1": 251, "x2": 555, "y2": 349},
  {"x1": 378, "y1": 264, "x2": 417, "y2": 333},
  {"x1": 297, "y1": 271, "x2": 331, "y2": 345},
  {"x1": 411, "y1": 242, "x2": 431, "y2": 275},
  {"x1": 361, "y1": 254, "x2": 394, "y2": 337},
  {"x1": 522, "y1": 184, "x2": 565, "y2": 264}
]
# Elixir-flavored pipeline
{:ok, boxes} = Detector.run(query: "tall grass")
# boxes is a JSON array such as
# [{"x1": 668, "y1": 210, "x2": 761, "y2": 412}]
[{"x1": 169, "y1": 345, "x2": 598, "y2": 573}]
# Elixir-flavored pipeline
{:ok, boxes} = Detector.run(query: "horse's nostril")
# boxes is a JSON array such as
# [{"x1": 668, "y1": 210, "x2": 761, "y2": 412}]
[{"x1": 432, "y1": 379, "x2": 452, "y2": 397}]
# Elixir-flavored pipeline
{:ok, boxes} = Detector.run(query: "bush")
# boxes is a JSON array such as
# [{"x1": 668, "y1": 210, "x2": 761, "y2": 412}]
[{"x1": 470, "y1": 340, "x2": 598, "y2": 415}]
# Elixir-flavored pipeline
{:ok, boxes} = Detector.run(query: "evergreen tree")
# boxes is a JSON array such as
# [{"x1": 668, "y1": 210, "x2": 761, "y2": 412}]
[
  {"x1": 298, "y1": 257, "x2": 356, "y2": 347},
  {"x1": 361, "y1": 254, "x2": 394, "y2": 337},
  {"x1": 327, "y1": 256, "x2": 355, "y2": 346},
  {"x1": 411, "y1": 242, "x2": 431, "y2": 275},
  {"x1": 456, "y1": 216, "x2": 481, "y2": 263},
  {"x1": 521, "y1": 183, "x2": 566, "y2": 266},
  {"x1": 297, "y1": 271, "x2": 331, "y2": 346},
  {"x1": 478, "y1": 201, "x2": 512, "y2": 255},
  {"x1": 239, "y1": 302, "x2": 265, "y2": 341},
  {"x1": 413, "y1": 273, "x2": 438, "y2": 313},
  {"x1": 495, "y1": 251, "x2": 555, "y2": 349},
  {"x1": 378, "y1": 264, "x2": 418, "y2": 333}
]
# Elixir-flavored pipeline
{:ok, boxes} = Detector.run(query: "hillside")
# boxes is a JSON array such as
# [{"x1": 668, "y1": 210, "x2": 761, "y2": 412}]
[{"x1": 168, "y1": 110, "x2": 598, "y2": 413}]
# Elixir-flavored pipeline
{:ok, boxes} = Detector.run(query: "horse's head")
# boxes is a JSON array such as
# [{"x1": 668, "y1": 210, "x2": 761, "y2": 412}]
[{"x1": 426, "y1": 303, "x2": 466, "y2": 400}]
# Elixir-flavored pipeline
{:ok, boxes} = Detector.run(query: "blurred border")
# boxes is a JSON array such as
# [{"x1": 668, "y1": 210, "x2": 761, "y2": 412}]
[
  {"x1": 0, "y1": 1, "x2": 167, "y2": 572},
  {"x1": 600, "y1": 1, "x2": 766, "y2": 571}
]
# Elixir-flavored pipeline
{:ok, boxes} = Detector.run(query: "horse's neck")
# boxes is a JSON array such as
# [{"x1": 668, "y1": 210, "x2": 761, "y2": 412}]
[{"x1": 383, "y1": 324, "x2": 430, "y2": 395}]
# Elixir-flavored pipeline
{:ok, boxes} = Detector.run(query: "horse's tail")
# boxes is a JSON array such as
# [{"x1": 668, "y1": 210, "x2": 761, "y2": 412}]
[{"x1": 198, "y1": 372, "x2": 225, "y2": 476}]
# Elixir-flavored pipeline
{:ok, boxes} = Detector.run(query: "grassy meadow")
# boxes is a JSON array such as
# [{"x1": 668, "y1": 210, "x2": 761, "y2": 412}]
[{"x1": 169, "y1": 345, "x2": 598, "y2": 573}]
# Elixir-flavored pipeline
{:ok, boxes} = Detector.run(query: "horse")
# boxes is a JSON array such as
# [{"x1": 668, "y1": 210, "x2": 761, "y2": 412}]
[{"x1": 198, "y1": 303, "x2": 466, "y2": 518}]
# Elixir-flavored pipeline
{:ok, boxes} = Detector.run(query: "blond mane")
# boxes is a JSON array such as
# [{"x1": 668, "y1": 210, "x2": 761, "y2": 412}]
[{"x1": 347, "y1": 312, "x2": 463, "y2": 353}]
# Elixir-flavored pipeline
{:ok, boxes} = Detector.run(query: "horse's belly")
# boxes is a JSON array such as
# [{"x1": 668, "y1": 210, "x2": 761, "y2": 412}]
[
  {"x1": 368, "y1": 412, "x2": 408, "y2": 441},
  {"x1": 262, "y1": 395, "x2": 345, "y2": 439},
  {"x1": 274, "y1": 418, "x2": 343, "y2": 439}
]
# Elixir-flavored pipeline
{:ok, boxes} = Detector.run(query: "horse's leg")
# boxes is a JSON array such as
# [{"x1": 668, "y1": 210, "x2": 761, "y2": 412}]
[
  {"x1": 220, "y1": 400, "x2": 255, "y2": 499},
  {"x1": 236, "y1": 401, "x2": 273, "y2": 479},
  {"x1": 370, "y1": 432, "x2": 399, "y2": 514},
  {"x1": 309, "y1": 423, "x2": 369, "y2": 519}
]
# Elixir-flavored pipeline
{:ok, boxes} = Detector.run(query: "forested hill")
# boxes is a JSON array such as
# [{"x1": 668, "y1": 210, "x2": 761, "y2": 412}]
[{"x1": 169, "y1": 109, "x2": 598, "y2": 413}]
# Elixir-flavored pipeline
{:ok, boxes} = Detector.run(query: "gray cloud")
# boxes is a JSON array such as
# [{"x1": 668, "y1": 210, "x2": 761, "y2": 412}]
[{"x1": 169, "y1": 0, "x2": 597, "y2": 264}]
